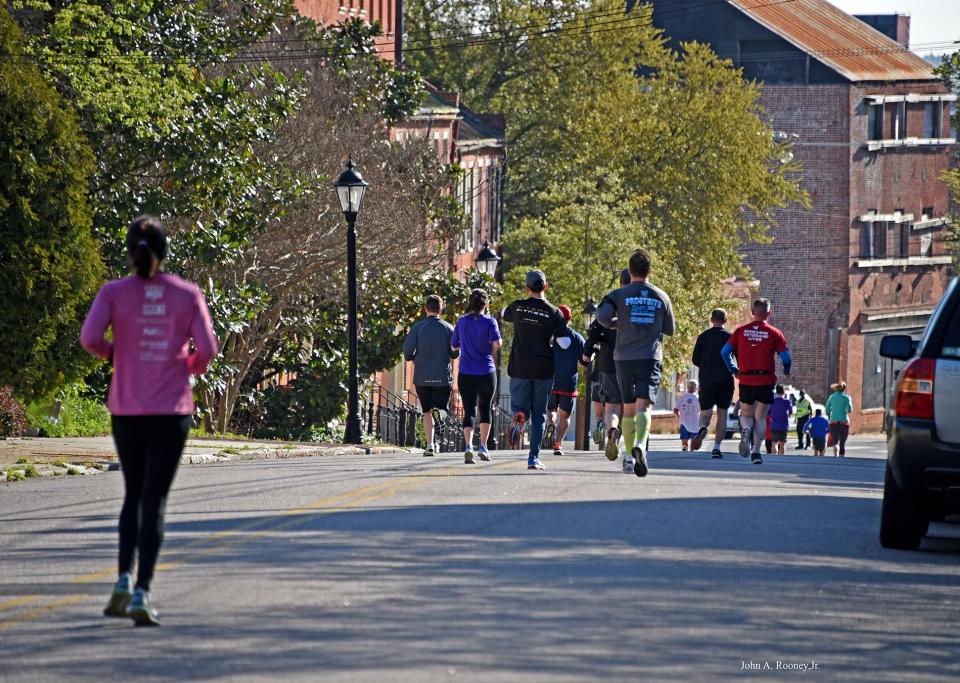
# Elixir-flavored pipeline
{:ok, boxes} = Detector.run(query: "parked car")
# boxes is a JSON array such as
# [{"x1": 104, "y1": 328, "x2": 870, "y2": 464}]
[{"x1": 878, "y1": 276, "x2": 960, "y2": 550}]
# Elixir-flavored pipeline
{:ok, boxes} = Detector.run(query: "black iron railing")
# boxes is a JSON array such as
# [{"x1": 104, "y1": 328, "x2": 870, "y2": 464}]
[{"x1": 364, "y1": 384, "x2": 520, "y2": 452}]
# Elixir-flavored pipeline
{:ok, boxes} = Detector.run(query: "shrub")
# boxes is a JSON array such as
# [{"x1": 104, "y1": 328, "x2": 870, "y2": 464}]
[
  {"x1": 27, "y1": 394, "x2": 111, "y2": 438},
  {"x1": 0, "y1": 387, "x2": 27, "y2": 437}
]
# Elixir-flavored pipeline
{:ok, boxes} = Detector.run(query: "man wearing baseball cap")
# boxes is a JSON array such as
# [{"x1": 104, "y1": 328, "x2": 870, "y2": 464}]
[{"x1": 501, "y1": 270, "x2": 571, "y2": 470}]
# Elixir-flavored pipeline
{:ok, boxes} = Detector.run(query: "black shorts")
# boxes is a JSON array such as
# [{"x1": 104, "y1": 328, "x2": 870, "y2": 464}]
[
  {"x1": 615, "y1": 359, "x2": 662, "y2": 404},
  {"x1": 812, "y1": 436, "x2": 826, "y2": 451},
  {"x1": 771, "y1": 429, "x2": 788, "y2": 443},
  {"x1": 699, "y1": 381, "x2": 734, "y2": 410},
  {"x1": 414, "y1": 385, "x2": 451, "y2": 414},
  {"x1": 548, "y1": 393, "x2": 574, "y2": 413},
  {"x1": 590, "y1": 381, "x2": 602, "y2": 403},
  {"x1": 599, "y1": 372, "x2": 623, "y2": 405},
  {"x1": 739, "y1": 384, "x2": 775, "y2": 405}
]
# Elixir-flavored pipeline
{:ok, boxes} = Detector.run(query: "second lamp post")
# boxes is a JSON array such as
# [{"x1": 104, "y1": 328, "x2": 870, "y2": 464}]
[{"x1": 334, "y1": 158, "x2": 368, "y2": 445}]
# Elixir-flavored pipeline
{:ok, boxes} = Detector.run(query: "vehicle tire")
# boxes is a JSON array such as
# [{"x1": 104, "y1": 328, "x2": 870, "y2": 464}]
[{"x1": 879, "y1": 464, "x2": 928, "y2": 550}]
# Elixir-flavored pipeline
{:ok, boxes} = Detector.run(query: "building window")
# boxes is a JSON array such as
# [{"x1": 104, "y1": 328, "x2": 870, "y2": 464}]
[
  {"x1": 892, "y1": 223, "x2": 909, "y2": 258},
  {"x1": 862, "y1": 221, "x2": 887, "y2": 258},
  {"x1": 894, "y1": 102, "x2": 906, "y2": 140},
  {"x1": 867, "y1": 104, "x2": 884, "y2": 141},
  {"x1": 924, "y1": 102, "x2": 942, "y2": 139},
  {"x1": 921, "y1": 207, "x2": 934, "y2": 222}
]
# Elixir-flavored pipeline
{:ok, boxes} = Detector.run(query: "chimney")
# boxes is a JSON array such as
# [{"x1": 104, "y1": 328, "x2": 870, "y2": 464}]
[{"x1": 855, "y1": 14, "x2": 910, "y2": 49}]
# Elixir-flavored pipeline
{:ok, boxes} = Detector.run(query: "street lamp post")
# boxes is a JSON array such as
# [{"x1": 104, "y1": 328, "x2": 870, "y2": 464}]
[
  {"x1": 577, "y1": 297, "x2": 598, "y2": 451},
  {"x1": 475, "y1": 241, "x2": 501, "y2": 449},
  {"x1": 334, "y1": 158, "x2": 368, "y2": 445}
]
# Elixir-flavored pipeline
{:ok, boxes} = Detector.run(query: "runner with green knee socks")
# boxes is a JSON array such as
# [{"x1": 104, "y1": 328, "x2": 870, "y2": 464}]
[{"x1": 596, "y1": 249, "x2": 675, "y2": 477}]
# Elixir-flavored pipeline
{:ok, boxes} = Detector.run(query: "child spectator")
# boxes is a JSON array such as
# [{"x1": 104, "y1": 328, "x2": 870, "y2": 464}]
[
  {"x1": 804, "y1": 408, "x2": 831, "y2": 456},
  {"x1": 768, "y1": 384, "x2": 794, "y2": 455},
  {"x1": 674, "y1": 380, "x2": 701, "y2": 451}
]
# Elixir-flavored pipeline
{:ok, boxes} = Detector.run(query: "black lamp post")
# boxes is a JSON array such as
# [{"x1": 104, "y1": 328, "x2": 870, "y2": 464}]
[
  {"x1": 475, "y1": 241, "x2": 501, "y2": 278},
  {"x1": 334, "y1": 158, "x2": 368, "y2": 444},
  {"x1": 577, "y1": 297, "x2": 598, "y2": 451}
]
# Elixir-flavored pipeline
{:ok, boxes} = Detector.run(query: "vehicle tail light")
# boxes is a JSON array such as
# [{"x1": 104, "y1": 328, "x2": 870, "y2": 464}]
[{"x1": 895, "y1": 358, "x2": 935, "y2": 419}]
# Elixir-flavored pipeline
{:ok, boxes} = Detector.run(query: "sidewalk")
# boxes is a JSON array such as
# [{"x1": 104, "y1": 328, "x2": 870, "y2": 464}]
[{"x1": 0, "y1": 436, "x2": 408, "y2": 481}]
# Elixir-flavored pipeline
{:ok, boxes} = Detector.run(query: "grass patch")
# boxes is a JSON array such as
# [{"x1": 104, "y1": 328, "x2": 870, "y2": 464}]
[
  {"x1": 66, "y1": 467, "x2": 81, "y2": 476},
  {"x1": 5, "y1": 469, "x2": 25, "y2": 482},
  {"x1": 22, "y1": 464, "x2": 38, "y2": 478},
  {"x1": 15, "y1": 457, "x2": 29, "y2": 464}
]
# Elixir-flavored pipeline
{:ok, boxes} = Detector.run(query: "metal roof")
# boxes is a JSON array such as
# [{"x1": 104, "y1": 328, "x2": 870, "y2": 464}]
[{"x1": 730, "y1": 0, "x2": 938, "y2": 82}]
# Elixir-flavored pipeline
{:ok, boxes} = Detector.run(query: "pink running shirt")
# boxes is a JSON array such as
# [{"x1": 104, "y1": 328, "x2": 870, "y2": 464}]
[{"x1": 80, "y1": 273, "x2": 218, "y2": 416}]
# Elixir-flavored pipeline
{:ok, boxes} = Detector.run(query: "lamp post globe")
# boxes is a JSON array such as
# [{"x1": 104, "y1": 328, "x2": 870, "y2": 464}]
[
  {"x1": 582, "y1": 297, "x2": 598, "y2": 330},
  {"x1": 475, "y1": 241, "x2": 501, "y2": 277},
  {"x1": 333, "y1": 158, "x2": 369, "y2": 445}
]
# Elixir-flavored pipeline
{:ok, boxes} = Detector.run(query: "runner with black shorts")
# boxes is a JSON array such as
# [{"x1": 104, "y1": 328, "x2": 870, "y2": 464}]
[
  {"x1": 403, "y1": 295, "x2": 459, "y2": 457},
  {"x1": 691, "y1": 308, "x2": 734, "y2": 458},
  {"x1": 596, "y1": 250, "x2": 675, "y2": 477},
  {"x1": 721, "y1": 298, "x2": 792, "y2": 465}
]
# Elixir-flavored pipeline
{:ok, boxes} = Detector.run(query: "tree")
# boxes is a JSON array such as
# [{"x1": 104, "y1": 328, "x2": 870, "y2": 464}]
[
  {"x1": 410, "y1": 0, "x2": 807, "y2": 373},
  {"x1": 0, "y1": 5, "x2": 104, "y2": 401},
  {"x1": 935, "y1": 47, "x2": 960, "y2": 267},
  {"x1": 12, "y1": 1, "x2": 462, "y2": 430}
]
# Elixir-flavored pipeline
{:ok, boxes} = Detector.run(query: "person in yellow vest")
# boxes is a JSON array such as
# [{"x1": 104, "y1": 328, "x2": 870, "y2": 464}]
[{"x1": 794, "y1": 389, "x2": 813, "y2": 450}]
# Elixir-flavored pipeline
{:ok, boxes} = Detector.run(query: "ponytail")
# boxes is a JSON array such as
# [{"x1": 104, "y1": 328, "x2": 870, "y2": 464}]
[
  {"x1": 125, "y1": 215, "x2": 168, "y2": 280},
  {"x1": 132, "y1": 240, "x2": 153, "y2": 279},
  {"x1": 467, "y1": 288, "x2": 488, "y2": 317}
]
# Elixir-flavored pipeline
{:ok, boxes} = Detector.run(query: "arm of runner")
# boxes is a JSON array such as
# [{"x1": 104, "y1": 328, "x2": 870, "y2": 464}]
[
  {"x1": 596, "y1": 295, "x2": 616, "y2": 329},
  {"x1": 779, "y1": 349, "x2": 792, "y2": 376},
  {"x1": 500, "y1": 301, "x2": 515, "y2": 322},
  {"x1": 403, "y1": 323, "x2": 419, "y2": 361},
  {"x1": 662, "y1": 295, "x2": 676, "y2": 336},
  {"x1": 187, "y1": 289, "x2": 219, "y2": 375},
  {"x1": 720, "y1": 343, "x2": 740, "y2": 376},
  {"x1": 79, "y1": 286, "x2": 114, "y2": 361},
  {"x1": 489, "y1": 318, "x2": 502, "y2": 353},
  {"x1": 691, "y1": 334, "x2": 702, "y2": 368}
]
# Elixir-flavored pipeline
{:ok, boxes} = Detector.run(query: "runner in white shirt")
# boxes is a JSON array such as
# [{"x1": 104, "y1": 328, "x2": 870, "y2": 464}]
[{"x1": 674, "y1": 381, "x2": 702, "y2": 451}]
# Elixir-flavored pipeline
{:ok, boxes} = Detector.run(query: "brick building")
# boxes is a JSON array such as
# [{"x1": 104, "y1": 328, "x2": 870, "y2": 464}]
[{"x1": 650, "y1": 0, "x2": 957, "y2": 431}]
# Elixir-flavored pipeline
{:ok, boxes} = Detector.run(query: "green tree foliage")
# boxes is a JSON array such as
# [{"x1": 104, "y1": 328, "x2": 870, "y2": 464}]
[
  {"x1": 409, "y1": 0, "x2": 807, "y2": 372},
  {"x1": 0, "y1": 5, "x2": 104, "y2": 401},
  {"x1": 935, "y1": 48, "x2": 960, "y2": 266},
  {"x1": 12, "y1": 1, "x2": 458, "y2": 431}
]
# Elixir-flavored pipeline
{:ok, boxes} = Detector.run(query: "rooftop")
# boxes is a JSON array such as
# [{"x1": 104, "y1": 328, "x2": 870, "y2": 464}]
[{"x1": 730, "y1": 0, "x2": 937, "y2": 82}]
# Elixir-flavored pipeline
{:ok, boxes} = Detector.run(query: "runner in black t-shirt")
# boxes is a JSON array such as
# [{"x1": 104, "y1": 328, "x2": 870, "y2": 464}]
[
  {"x1": 691, "y1": 308, "x2": 734, "y2": 458},
  {"x1": 501, "y1": 270, "x2": 570, "y2": 470}
]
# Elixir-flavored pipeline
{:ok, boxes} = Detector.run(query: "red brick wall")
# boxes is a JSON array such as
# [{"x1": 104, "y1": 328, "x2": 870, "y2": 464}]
[
  {"x1": 748, "y1": 85, "x2": 852, "y2": 406},
  {"x1": 295, "y1": 0, "x2": 397, "y2": 61}
]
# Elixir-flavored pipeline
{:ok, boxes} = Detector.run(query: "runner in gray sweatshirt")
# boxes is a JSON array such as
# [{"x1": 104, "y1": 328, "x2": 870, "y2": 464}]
[{"x1": 403, "y1": 295, "x2": 460, "y2": 456}]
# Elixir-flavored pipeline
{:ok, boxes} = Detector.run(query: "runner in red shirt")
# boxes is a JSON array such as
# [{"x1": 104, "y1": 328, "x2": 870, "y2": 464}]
[{"x1": 720, "y1": 298, "x2": 792, "y2": 464}]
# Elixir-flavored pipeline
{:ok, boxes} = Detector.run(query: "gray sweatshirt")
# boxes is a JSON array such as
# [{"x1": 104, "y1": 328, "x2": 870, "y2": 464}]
[
  {"x1": 403, "y1": 316, "x2": 458, "y2": 386},
  {"x1": 596, "y1": 280, "x2": 675, "y2": 361}
]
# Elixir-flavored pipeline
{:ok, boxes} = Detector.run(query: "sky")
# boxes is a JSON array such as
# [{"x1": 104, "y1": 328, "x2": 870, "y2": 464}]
[{"x1": 828, "y1": 0, "x2": 960, "y2": 54}]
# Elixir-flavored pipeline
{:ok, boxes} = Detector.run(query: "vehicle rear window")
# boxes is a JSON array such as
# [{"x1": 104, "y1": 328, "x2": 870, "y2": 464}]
[{"x1": 941, "y1": 299, "x2": 960, "y2": 359}]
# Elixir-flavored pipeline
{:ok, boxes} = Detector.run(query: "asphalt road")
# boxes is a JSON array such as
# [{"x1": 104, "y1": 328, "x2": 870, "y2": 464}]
[{"x1": 1, "y1": 435, "x2": 958, "y2": 682}]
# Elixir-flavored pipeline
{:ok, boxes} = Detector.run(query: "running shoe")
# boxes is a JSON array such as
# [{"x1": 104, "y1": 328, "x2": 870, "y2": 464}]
[
  {"x1": 527, "y1": 457, "x2": 545, "y2": 471},
  {"x1": 711, "y1": 447, "x2": 723, "y2": 459},
  {"x1": 681, "y1": 444, "x2": 688, "y2": 452},
  {"x1": 477, "y1": 444, "x2": 492, "y2": 462},
  {"x1": 592, "y1": 419, "x2": 605, "y2": 446},
  {"x1": 423, "y1": 446, "x2": 434, "y2": 457},
  {"x1": 632, "y1": 445, "x2": 649, "y2": 477},
  {"x1": 507, "y1": 412, "x2": 526, "y2": 450},
  {"x1": 604, "y1": 426, "x2": 622, "y2": 462},
  {"x1": 464, "y1": 448, "x2": 476, "y2": 464},
  {"x1": 542, "y1": 424, "x2": 556, "y2": 450},
  {"x1": 691, "y1": 426, "x2": 708, "y2": 451},
  {"x1": 103, "y1": 573, "x2": 132, "y2": 618},
  {"x1": 127, "y1": 588, "x2": 160, "y2": 627},
  {"x1": 739, "y1": 428, "x2": 752, "y2": 458},
  {"x1": 751, "y1": 453, "x2": 763, "y2": 465},
  {"x1": 622, "y1": 456, "x2": 635, "y2": 474}
]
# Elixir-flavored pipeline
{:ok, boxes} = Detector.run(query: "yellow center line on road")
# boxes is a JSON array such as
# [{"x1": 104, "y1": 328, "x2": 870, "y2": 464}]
[{"x1": 0, "y1": 458, "x2": 517, "y2": 631}]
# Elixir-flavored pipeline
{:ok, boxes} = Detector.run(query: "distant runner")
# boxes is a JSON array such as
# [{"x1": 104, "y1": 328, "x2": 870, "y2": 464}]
[
  {"x1": 403, "y1": 294, "x2": 458, "y2": 457},
  {"x1": 691, "y1": 308, "x2": 734, "y2": 458},
  {"x1": 804, "y1": 408, "x2": 831, "y2": 456},
  {"x1": 597, "y1": 249, "x2": 675, "y2": 477},
  {"x1": 721, "y1": 298, "x2": 792, "y2": 465},
  {"x1": 674, "y1": 380, "x2": 701, "y2": 451},
  {"x1": 768, "y1": 384, "x2": 793, "y2": 455},
  {"x1": 794, "y1": 389, "x2": 813, "y2": 450},
  {"x1": 546, "y1": 305, "x2": 585, "y2": 455},
  {"x1": 825, "y1": 381, "x2": 853, "y2": 457}
]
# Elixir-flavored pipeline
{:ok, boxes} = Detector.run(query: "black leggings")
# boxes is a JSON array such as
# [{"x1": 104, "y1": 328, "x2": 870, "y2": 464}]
[
  {"x1": 459, "y1": 372, "x2": 496, "y2": 428},
  {"x1": 112, "y1": 415, "x2": 191, "y2": 591}
]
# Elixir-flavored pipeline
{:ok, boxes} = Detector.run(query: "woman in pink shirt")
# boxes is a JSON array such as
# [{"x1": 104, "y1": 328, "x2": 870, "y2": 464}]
[{"x1": 81, "y1": 216, "x2": 218, "y2": 626}]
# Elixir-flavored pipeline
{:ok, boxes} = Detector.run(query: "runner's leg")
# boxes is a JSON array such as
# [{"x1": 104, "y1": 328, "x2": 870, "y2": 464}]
[{"x1": 112, "y1": 416, "x2": 147, "y2": 579}]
